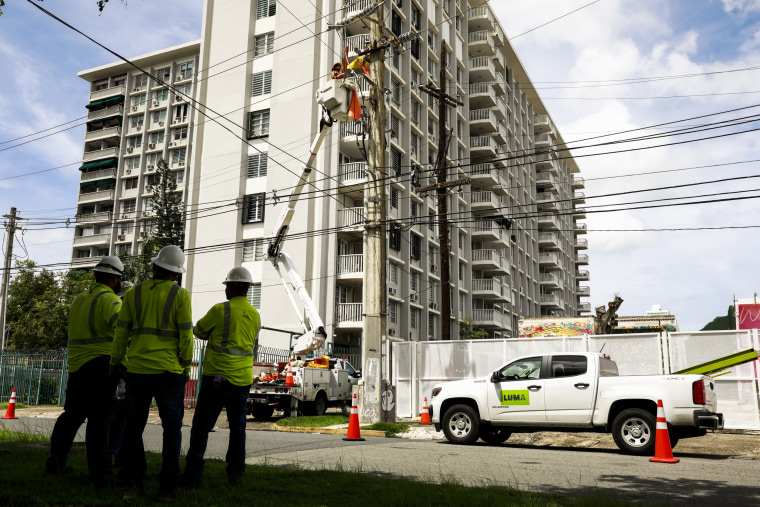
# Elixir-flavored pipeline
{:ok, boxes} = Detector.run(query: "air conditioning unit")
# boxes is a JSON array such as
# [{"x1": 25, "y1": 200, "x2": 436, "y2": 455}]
[
  {"x1": 430, "y1": 134, "x2": 436, "y2": 144},
  {"x1": 148, "y1": 143, "x2": 156, "y2": 149},
  {"x1": 175, "y1": 96, "x2": 184, "y2": 102},
  {"x1": 493, "y1": 332, "x2": 502, "y2": 339},
  {"x1": 410, "y1": 146, "x2": 417, "y2": 157},
  {"x1": 430, "y1": 264, "x2": 439, "y2": 273},
  {"x1": 147, "y1": 164, "x2": 154, "y2": 170},
  {"x1": 121, "y1": 213, "x2": 129, "y2": 219},
  {"x1": 388, "y1": 287, "x2": 397, "y2": 296},
  {"x1": 410, "y1": 293, "x2": 419, "y2": 302},
  {"x1": 136, "y1": 126, "x2": 142, "y2": 131},
  {"x1": 430, "y1": 302, "x2": 438, "y2": 310},
  {"x1": 169, "y1": 142, "x2": 175, "y2": 147},
  {"x1": 131, "y1": 106, "x2": 138, "y2": 112},
  {"x1": 126, "y1": 169, "x2": 132, "y2": 174},
  {"x1": 140, "y1": 231, "x2": 147, "y2": 238},
  {"x1": 178, "y1": 161, "x2": 185, "y2": 167},
  {"x1": 159, "y1": 121, "x2": 165, "y2": 127},
  {"x1": 134, "y1": 86, "x2": 142, "y2": 92},
  {"x1": 388, "y1": 328, "x2": 396, "y2": 336},
  {"x1": 146, "y1": 185, "x2": 153, "y2": 191},
  {"x1": 126, "y1": 147, "x2": 133, "y2": 153},
  {"x1": 117, "y1": 234, "x2": 126, "y2": 241},
  {"x1": 152, "y1": 101, "x2": 159, "y2": 107},
  {"x1": 173, "y1": 118, "x2": 180, "y2": 124}
]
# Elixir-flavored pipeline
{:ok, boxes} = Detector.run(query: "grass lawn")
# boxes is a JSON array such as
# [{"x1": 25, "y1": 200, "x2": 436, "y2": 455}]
[
  {"x1": 275, "y1": 414, "x2": 350, "y2": 427},
  {"x1": 0, "y1": 402, "x2": 29, "y2": 410},
  {"x1": 0, "y1": 439, "x2": 631, "y2": 507}
]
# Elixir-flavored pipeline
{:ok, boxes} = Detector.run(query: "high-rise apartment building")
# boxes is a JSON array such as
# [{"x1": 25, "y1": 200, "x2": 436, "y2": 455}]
[{"x1": 71, "y1": 1, "x2": 590, "y2": 349}]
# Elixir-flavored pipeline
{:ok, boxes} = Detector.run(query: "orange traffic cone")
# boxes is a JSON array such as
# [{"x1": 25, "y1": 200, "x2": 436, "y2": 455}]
[
  {"x1": 342, "y1": 392, "x2": 365, "y2": 441},
  {"x1": 649, "y1": 399, "x2": 679, "y2": 464},
  {"x1": 2, "y1": 388, "x2": 18, "y2": 420},
  {"x1": 285, "y1": 364, "x2": 295, "y2": 387},
  {"x1": 420, "y1": 397, "x2": 431, "y2": 425}
]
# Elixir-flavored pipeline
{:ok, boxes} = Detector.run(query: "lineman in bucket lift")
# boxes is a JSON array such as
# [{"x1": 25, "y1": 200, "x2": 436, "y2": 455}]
[
  {"x1": 110, "y1": 245, "x2": 193, "y2": 502},
  {"x1": 181, "y1": 266, "x2": 261, "y2": 488},
  {"x1": 45, "y1": 256, "x2": 124, "y2": 487}
]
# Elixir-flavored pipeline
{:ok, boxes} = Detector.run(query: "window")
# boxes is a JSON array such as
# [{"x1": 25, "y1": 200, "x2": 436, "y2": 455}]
[
  {"x1": 410, "y1": 307, "x2": 418, "y2": 329},
  {"x1": 391, "y1": 148, "x2": 401, "y2": 176},
  {"x1": 152, "y1": 66, "x2": 171, "y2": 82},
  {"x1": 247, "y1": 153, "x2": 268, "y2": 178},
  {"x1": 171, "y1": 147, "x2": 186, "y2": 164},
  {"x1": 391, "y1": 9, "x2": 401, "y2": 36},
  {"x1": 153, "y1": 110, "x2": 167, "y2": 124},
  {"x1": 133, "y1": 73, "x2": 148, "y2": 89},
  {"x1": 247, "y1": 283, "x2": 262, "y2": 307},
  {"x1": 247, "y1": 109, "x2": 270, "y2": 138},
  {"x1": 175, "y1": 83, "x2": 192, "y2": 99},
  {"x1": 389, "y1": 262, "x2": 398, "y2": 284},
  {"x1": 458, "y1": 291, "x2": 464, "y2": 319},
  {"x1": 118, "y1": 222, "x2": 134, "y2": 235},
  {"x1": 174, "y1": 103, "x2": 189, "y2": 122},
  {"x1": 116, "y1": 245, "x2": 131, "y2": 256},
  {"x1": 254, "y1": 32, "x2": 275, "y2": 56},
  {"x1": 125, "y1": 157, "x2": 140, "y2": 171},
  {"x1": 128, "y1": 136, "x2": 141, "y2": 149},
  {"x1": 122, "y1": 199, "x2": 136, "y2": 213},
  {"x1": 147, "y1": 152, "x2": 159, "y2": 166},
  {"x1": 411, "y1": 133, "x2": 419, "y2": 157},
  {"x1": 154, "y1": 89, "x2": 169, "y2": 102},
  {"x1": 177, "y1": 61, "x2": 193, "y2": 80},
  {"x1": 389, "y1": 227, "x2": 401, "y2": 251},
  {"x1": 243, "y1": 193, "x2": 265, "y2": 223},
  {"x1": 132, "y1": 94, "x2": 146, "y2": 107},
  {"x1": 497, "y1": 357, "x2": 543, "y2": 381},
  {"x1": 411, "y1": 6, "x2": 421, "y2": 30},
  {"x1": 130, "y1": 115, "x2": 144, "y2": 129},
  {"x1": 113, "y1": 74, "x2": 126, "y2": 87},
  {"x1": 411, "y1": 39, "x2": 420, "y2": 60},
  {"x1": 150, "y1": 131, "x2": 164, "y2": 144},
  {"x1": 390, "y1": 187, "x2": 398, "y2": 210},
  {"x1": 173, "y1": 127, "x2": 188, "y2": 141},
  {"x1": 173, "y1": 169, "x2": 184, "y2": 184},
  {"x1": 459, "y1": 261, "x2": 464, "y2": 281},
  {"x1": 410, "y1": 234, "x2": 421, "y2": 260},
  {"x1": 256, "y1": 0, "x2": 276, "y2": 19},
  {"x1": 410, "y1": 271, "x2": 418, "y2": 292},
  {"x1": 428, "y1": 314, "x2": 435, "y2": 338},
  {"x1": 251, "y1": 70, "x2": 272, "y2": 97},
  {"x1": 411, "y1": 101, "x2": 420, "y2": 125},
  {"x1": 242, "y1": 238, "x2": 264, "y2": 261},
  {"x1": 94, "y1": 80, "x2": 108, "y2": 91},
  {"x1": 124, "y1": 178, "x2": 138, "y2": 190},
  {"x1": 389, "y1": 301, "x2": 397, "y2": 324},
  {"x1": 550, "y1": 355, "x2": 588, "y2": 378},
  {"x1": 391, "y1": 114, "x2": 399, "y2": 140}
]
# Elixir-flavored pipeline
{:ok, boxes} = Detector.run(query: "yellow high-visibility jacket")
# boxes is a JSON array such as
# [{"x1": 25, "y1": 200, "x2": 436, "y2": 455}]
[
  {"x1": 111, "y1": 279, "x2": 193, "y2": 375},
  {"x1": 67, "y1": 283, "x2": 122, "y2": 373},
  {"x1": 194, "y1": 296, "x2": 261, "y2": 386}
]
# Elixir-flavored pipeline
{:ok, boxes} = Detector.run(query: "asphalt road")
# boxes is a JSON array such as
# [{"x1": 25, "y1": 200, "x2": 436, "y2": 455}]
[{"x1": 3, "y1": 416, "x2": 760, "y2": 506}]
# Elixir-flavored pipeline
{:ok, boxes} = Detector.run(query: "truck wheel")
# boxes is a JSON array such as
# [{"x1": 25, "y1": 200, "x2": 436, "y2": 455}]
[
  {"x1": 313, "y1": 392, "x2": 328, "y2": 417},
  {"x1": 479, "y1": 427, "x2": 511, "y2": 445},
  {"x1": 442, "y1": 404, "x2": 480, "y2": 445},
  {"x1": 612, "y1": 408, "x2": 656, "y2": 455},
  {"x1": 251, "y1": 404, "x2": 275, "y2": 420}
]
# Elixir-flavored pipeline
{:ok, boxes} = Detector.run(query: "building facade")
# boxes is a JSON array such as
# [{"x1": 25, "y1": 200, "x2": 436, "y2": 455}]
[{"x1": 72, "y1": 0, "x2": 590, "y2": 349}]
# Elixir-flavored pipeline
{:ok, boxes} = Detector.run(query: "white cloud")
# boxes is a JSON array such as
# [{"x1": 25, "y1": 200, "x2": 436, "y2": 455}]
[{"x1": 721, "y1": 0, "x2": 760, "y2": 15}]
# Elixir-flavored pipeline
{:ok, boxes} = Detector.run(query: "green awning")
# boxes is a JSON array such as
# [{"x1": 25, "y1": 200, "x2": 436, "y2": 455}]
[
  {"x1": 80, "y1": 181, "x2": 97, "y2": 188},
  {"x1": 86, "y1": 115, "x2": 123, "y2": 128},
  {"x1": 86, "y1": 95, "x2": 125, "y2": 110},
  {"x1": 78, "y1": 157, "x2": 118, "y2": 171},
  {"x1": 95, "y1": 178, "x2": 116, "y2": 186}
]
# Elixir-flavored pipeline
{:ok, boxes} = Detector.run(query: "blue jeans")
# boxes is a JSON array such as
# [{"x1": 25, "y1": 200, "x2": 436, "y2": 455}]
[
  {"x1": 121, "y1": 372, "x2": 185, "y2": 494},
  {"x1": 184, "y1": 376, "x2": 250, "y2": 482},
  {"x1": 46, "y1": 356, "x2": 114, "y2": 484}
]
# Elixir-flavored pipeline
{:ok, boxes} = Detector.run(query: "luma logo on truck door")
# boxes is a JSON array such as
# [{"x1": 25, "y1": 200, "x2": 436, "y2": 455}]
[{"x1": 500, "y1": 390, "x2": 530, "y2": 405}]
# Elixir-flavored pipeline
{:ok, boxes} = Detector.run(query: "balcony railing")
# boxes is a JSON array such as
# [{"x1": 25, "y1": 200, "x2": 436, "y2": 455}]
[
  {"x1": 576, "y1": 254, "x2": 589, "y2": 264},
  {"x1": 73, "y1": 233, "x2": 111, "y2": 247},
  {"x1": 535, "y1": 133, "x2": 552, "y2": 146},
  {"x1": 83, "y1": 147, "x2": 119, "y2": 163},
  {"x1": 89, "y1": 85, "x2": 125, "y2": 102},
  {"x1": 470, "y1": 136, "x2": 497, "y2": 151},
  {"x1": 75, "y1": 211, "x2": 112, "y2": 224},
  {"x1": 80, "y1": 168, "x2": 117, "y2": 182},
  {"x1": 471, "y1": 190, "x2": 502, "y2": 210},
  {"x1": 540, "y1": 294, "x2": 560, "y2": 306},
  {"x1": 87, "y1": 104, "x2": 123, "y2": 122},
  {"x1": 336, "y1": 302, "x2": 363, "y2": 323},
  {"x1": 539, "y1": 252, "x2": 559, "y2": 265},
  {"x1": 339, "y1": 162, "x2": 367, "y2": 183},
  {"x1": 472, "y1": 309, "x2": 505, "y2": 327},
  {"x1": 337, "y1": 207, "x2": 365, "y2": 228},
  {"x1": 337, "y1": 254, "x2": 363, "y2": 275},
  {"x1": 78, "y1": 189, "x2": 115, "y2": 203}
]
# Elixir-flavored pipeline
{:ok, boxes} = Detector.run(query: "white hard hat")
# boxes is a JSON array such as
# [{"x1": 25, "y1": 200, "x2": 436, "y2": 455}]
[
  {"x1": 223, "y1": 266, "x2": 253, "y2": 284},
  {"x1": 92, "y1": 256, "x2": 125, "y2": 277},
  {"x1": 151, "y1": 245, "x2": 186, "y2": 274}
]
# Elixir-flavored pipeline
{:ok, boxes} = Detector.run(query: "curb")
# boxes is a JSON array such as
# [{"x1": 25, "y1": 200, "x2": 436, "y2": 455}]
[{"x1": 273, "y1": 425, "x2": 387, "y2": 438}]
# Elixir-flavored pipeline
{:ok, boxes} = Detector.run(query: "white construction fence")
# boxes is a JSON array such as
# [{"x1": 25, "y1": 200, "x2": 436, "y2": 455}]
[{"x1": 391, "y1": 330, "x2": 760, "y2": 430}]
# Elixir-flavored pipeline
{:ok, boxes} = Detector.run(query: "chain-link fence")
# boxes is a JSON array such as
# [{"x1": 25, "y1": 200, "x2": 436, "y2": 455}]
[{"x1": 0, "y1": 349, "x2": 68, "y2": 406}]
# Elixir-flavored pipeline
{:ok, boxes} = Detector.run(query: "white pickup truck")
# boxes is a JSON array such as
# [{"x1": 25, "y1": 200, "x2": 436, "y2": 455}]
[{"x1": 428, "y1": 352, "x2": 724, "y2": 455}]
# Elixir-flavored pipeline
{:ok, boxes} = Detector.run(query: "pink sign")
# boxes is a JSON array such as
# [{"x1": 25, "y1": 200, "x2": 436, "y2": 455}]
[{"x1": 736, "y1": 303, "x2": 760, "y2": 330}]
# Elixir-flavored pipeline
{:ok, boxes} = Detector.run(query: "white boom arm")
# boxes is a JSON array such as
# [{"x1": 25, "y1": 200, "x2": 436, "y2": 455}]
[{"x1": 266, "y1": 83, "x2": 350, "y2": 355}]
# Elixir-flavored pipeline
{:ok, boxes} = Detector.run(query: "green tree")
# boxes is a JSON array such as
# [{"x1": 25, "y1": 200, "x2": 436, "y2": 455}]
[
  {"x1": 119, "y1": 158, "x2": 185, "y2": 284},
  {"x1": 458, "y1": 317, "x2": 489, "y2": 340},
  {"x1": 6, "y1": 260, "x2": 93, "y2": 349},
  {"x1": 701, "y1": 306, "x2": 736, "y2": 331}
]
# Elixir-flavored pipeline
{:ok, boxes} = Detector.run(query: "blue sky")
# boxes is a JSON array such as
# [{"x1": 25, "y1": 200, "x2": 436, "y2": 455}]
[{"x1": 2, "y1": 0, "x2": 760, "y2": 332}]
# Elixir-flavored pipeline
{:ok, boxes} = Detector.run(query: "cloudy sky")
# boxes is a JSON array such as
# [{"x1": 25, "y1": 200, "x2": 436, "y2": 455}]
[{"x1": 1, "y1": 0, "x2": 759, "y2": 332}]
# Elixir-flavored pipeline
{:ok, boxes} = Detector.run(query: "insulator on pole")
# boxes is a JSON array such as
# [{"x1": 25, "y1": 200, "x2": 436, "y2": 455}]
[{"x1": 328, "y1": 2, "x2": 381, "y2": 30}]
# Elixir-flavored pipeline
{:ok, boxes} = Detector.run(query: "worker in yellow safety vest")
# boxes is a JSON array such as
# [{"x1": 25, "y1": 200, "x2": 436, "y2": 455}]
[
  {"x1": 45, "y1": 256, "x2": 124, "y2": 487},
  {"x1": 110, "y1": 245, "x2": 193, "y2": 501},
  {"x1": 181, "y1": 266, "x2": 261, "y2": 488}
]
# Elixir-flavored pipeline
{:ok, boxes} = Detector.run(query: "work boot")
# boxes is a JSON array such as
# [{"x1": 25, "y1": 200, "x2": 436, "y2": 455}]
[
  {"x1": 156, "y1": 489, "x2": 185, "y2": 503},
  {"x1": 43, "y1": 462, "x2": 73, "y2": 477}
]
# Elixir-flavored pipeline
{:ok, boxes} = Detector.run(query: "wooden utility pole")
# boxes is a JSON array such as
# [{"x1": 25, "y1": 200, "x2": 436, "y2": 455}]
[
  {"x1": 361, "y1": 2, "x2": 388, "y2": 423},
  {"x1": 416, "y1": 43, "x2": 465, "y2": 340},
  {"x1": 0, "y1": 207, "x2": 19, "y2": 351}
]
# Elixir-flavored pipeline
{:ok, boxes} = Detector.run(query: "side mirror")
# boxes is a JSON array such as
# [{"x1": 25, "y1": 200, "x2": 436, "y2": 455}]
[{"x1": 491, "y1": 371, "x2": 500, "y2": 383}]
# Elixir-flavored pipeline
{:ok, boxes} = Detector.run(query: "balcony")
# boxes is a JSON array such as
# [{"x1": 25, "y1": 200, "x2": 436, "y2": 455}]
[
  {"x1": 470, "y1": 135, "x2": 498, "y2": 157},
  {"x1": 335, "y1": 302, "x2": 363, "y2": 328},
  {"x1": 540, "y1": 272, "x2": 564, "y2": 289},
  {"x1": 572, "y1": 176, "x2": 585, "y2": 189},
  {"x1": 80, "y1": 168, "x2": 116, "y2": 182},
  {"x1": 471, "y1": 249, "x2": 509, "y2": 275},
  {"x1": 345, "y1": 34, "x2": 371, "y2": 58},
  {"x1": 534, "y1": 134, "x2": 553, "y2": 148},
  {"x1": 469, "y1": 163, "x2": 499, "y2": 188},
  {"x1": 534, "y1": 115, "x2": 555, "y2": 135},
  {"x1": 469, "y1": 108, "x2": 497, "y2": 135},
  {"x1": 87, "y1": 104, "x2": 123, "y2": 123},
  {"x1": 534, "y1": 153, "x2": 558, "y2": 174},
  {"x1": 340, "y1": 121, "x2": 366, "y2": 159},
  {"x1": 468, "y1": 83, "x2": 496, "y2": 109},
  {"x1": 78, "y1": 189, "x2": 115, "y2": 204},
  {"x1": 537, "y1": 214, "x2": 560, "y2": 231},
  {"x1": 536, "y1": 172, "x2": 557, "y2": 187},
  {"x1": 576, "y1": 270, "x2": 590, "y2": 281},
  {"x1": 472, "y1": 219, "x2": 508, "y2": 246},
  {"x1": 472, "y1": 278, "x2": 508, "y2": 301},
  {"x1": 83, "y1": 147, "x2": 119, "y2": 163},
  {"x1": 470, "y1": 190, "x2": 503, "y2": 213},
  {"x1": 468, "y1": 4, "x2": 494, "y2": 30},
  {"x1": 578, "y1": 303, "x2": 592, "y2": 313},
  {"x1": 467, "y1": 30, "x2": 495, "y2": 56},
  {"x1": 339, "y1": 162, "x2": 367, "y2": 190},
  {"x1": 89, "y1": 86, "x2": 125, "y2": 103},
  {"x1": 574, "y1": 222, "x2": 588, "y2": 234},
  {"x1": 337, "y1": 254, "x2": 364, "y2": 285},
  {"x1": 472, "y1": 309, "x2": 507, "y2": 329},
  {"x1": 540, "y1": 293, "x2": 562, "y2": 308},
  {"x1": 576, "y1": 254, "x2": 590, "y2": 265},
  {"x1": 343, "y1": 0, "x2": 373, "y2": 17},
  {"x1": 75, "y1": 211, "x2": 112, "y2": 224},
  {"x1": 574, "y1": 207, "x2": 587, "y2": 219},
  {"x1": 84, "y1": 126, "x2": 121, "y2": 143},
  {"x1": 577, "y1": 286, "x2": 591, "y2": 297},
  {"x1": 535, "y1": 192, "x2": 558, "y2": 211},
  {"x1": 73, "y1": 233, "x2": 111, "y2": 248},
  {"x1": 468, "y1": 56, "x2": 496, "y2": 83},
  {"x1": 539, "y1": 252, "x2": 560, "y2": 268},
  {"x1": 337, "y1": 207, "x2": 365, "y2": 230},
  {"x1": 538, "y1": 232, "x2": 559, "y2": 248},
  {"x1": 71, "y1": 256, "x2": 101, "y2": 268},
  {"x1": 574, "y1": 237, "x2": 589, "y2": 250}
]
